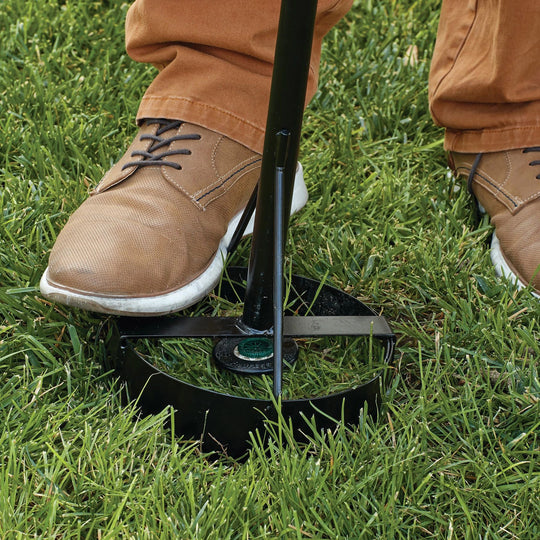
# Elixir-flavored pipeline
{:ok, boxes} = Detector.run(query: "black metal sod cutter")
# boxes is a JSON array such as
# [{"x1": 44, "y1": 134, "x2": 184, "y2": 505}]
[{"x1": 108, "y1": 0, "x2": 395, "y2": 457}]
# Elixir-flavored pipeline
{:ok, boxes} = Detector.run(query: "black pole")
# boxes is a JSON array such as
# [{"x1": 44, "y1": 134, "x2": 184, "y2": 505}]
[
  {"x1": 241, "y1": 0, "x2": 318, "y2": 331},
  {"x1": 272, "y1": 131, "x2": 290, "y2": 397}
]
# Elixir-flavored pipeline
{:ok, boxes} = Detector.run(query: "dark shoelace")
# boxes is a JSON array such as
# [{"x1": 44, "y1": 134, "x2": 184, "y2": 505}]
[
  {"x1": 465, "y1": 152, "x2": 485, "y2": 225},
  {"x1": 522, "y1": 147, "x2": 540, "y2": 179},
  {"x1": 121, "y1": 119, "x2": 201, "y2": 171},
  {"x1": 466, "y1": 152, "x2": 484, "y2": 195}
]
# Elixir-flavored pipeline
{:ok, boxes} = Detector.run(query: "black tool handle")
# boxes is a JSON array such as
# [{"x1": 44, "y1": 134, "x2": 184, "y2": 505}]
[{"x1": 242, "y1": 0, "x2": 319, "y2": 331}]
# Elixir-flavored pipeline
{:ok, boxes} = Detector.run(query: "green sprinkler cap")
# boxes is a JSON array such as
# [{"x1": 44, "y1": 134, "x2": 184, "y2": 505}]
[{"x1": 235, "y1": 337, "x2": 274, "y2": 361}]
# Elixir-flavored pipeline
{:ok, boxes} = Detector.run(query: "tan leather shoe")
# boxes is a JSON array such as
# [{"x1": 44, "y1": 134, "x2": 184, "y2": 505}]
[
  {"x1": 451, "y1": 148, "x2": 540, "y2": 296},
  {"x1": 40, "y1": 119, "x2": 308, "y2": 315}
]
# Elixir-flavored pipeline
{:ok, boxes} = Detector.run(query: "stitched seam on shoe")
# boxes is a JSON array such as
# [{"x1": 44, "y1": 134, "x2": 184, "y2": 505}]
[
  {"x1": 500, "y1": 151, "x2": 512, "y2": 190},
  {"x1": 193, "y1": 134, "x2": 259, "y2": 199},
  {"x1": 211, "y1": 135, "x2": 224, "y2": 182},
  {"x1": 161, "y1": 139, "x2": 260, "y2": 209},
  {"x1": 457, "y1": 165, "x2": 518, "y2": 208},
  {"x1": 193, "y1": 141, "x2": 258, "y2": 199},
  {"x1": 196, "y1": 158, "x2": 262, "y2": 203},
  {"x1": 160, "y1": 123, "x2": 205, "y2": 209},
  {"x1": 472, "y1": 152, "x2": 540, "y2": 206},
  {"x1": 198, "y1": 161, "x2": 261, "y2": 207},
  {"x1": 198, "y1": 134, "x2": 242, "y2": 198},
  {"x1": 520, "y1": 191, "x2": 540, "y2": 203}
]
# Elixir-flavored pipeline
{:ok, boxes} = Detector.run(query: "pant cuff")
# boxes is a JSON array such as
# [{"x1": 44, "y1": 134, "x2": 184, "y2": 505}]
[
  {"x1": 136, "y1": 95, "x2": 266, "y2": 154},
  {"x1": 445, "y1": 125, "x2": 540, "y2": 153}
]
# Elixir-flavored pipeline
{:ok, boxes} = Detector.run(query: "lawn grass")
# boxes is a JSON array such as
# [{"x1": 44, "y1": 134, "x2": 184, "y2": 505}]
[{"x1": 1, "y1": 0, "x2": 539, "y2": 538}]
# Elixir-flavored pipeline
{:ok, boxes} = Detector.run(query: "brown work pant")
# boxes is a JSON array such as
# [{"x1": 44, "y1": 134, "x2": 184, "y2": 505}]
[
  {"x1": 430, "y1": 0, "x2": 540, "y2": 152},
  {"x1": 126, "y1": 1, "x2": 540, "y2": 154},
  {"x1": 125, "y1": 0, "x2": 353, "y2": 154}
]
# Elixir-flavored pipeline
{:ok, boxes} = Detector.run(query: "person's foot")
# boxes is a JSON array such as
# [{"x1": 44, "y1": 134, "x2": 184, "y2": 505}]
[
  {"x1": 450, "y1": 147, "x2": 540, "y2": 296},
  {"x1": 40, "y1": 119, "x2": 308, "y2": 315}
]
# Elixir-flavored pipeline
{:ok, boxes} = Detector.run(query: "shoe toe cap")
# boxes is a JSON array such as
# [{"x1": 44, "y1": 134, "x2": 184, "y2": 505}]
[{"x1": 46, "y1": 216, "x2": 188, "y2": 297}]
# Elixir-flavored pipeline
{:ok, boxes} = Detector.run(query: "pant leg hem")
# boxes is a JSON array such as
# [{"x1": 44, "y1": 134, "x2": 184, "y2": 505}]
[
  {"x1": 136, "y1": 95, "x2": 266, "y2": 154},
  {"x1": 445, "y1": 125, "x2": 540, "y2": 153}
]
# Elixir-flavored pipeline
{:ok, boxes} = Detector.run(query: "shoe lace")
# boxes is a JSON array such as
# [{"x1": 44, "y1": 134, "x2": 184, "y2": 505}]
[
  {"x1": 523, "y1": 147, "x2": 540, "y2": 179},
  {"x1": 121, "y1": 119, "x2": 201, "y2": 171},
  {"x1": 466, "y1": 152, "x2": 484, "y2": 195}
]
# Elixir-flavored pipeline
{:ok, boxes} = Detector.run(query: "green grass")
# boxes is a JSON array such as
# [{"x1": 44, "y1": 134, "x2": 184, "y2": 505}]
[{"x1": 1, "y1": 0, "x2": 539, "y2": 538}]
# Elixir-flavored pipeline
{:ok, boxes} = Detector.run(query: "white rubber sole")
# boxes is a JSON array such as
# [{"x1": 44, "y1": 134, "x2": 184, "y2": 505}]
[{"x1": 40, "y1": 164, "x2": 309, "y2": 316}]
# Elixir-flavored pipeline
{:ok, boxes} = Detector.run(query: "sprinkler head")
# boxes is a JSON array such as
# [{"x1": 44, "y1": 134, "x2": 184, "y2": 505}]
[{"x1": 213, "y1": 336, "x2": 298, "y2": 375}]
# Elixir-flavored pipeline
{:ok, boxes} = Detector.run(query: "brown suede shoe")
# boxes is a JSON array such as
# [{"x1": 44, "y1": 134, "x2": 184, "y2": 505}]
[
  {"x1": 40, "y1": 119, "x2": 308, "y2": 315},
  {"x1": 451, "y1": 148, "x2": 540, "y2": 296}
]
